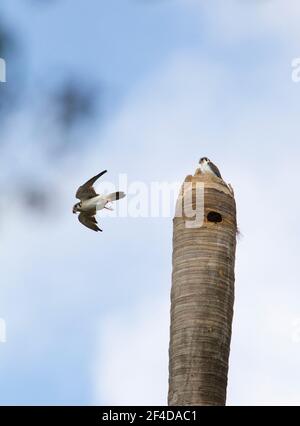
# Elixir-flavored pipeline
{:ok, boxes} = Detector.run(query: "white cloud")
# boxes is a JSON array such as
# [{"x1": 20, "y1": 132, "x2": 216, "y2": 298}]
[{"x1": 186, "y1": 0, "x2": 300, "y2": 46}]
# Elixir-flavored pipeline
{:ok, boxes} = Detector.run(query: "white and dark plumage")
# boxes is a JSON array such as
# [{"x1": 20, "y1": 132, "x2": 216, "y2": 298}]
[
  {"x1": 73, "y1": 170, "x2": 126, "y2": 232},
  {"x1": 198, "y1": 157, "x2": 223, "y2": 179}
]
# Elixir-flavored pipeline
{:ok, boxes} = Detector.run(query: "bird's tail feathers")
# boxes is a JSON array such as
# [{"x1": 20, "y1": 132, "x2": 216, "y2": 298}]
[{"x1": 106, "y1": 191, "x2": 126, "y2": 202}]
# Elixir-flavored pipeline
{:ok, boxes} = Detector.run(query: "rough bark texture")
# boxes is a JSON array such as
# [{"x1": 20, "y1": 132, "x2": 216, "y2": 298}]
[{"x1": 168, "y1": 170, "x2": 237, "y2": 406}]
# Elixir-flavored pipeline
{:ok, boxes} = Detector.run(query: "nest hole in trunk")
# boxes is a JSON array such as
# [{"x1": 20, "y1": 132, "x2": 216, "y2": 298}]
[{"x1": 207, "y1": 211, "x2": 223, "y2": 223}]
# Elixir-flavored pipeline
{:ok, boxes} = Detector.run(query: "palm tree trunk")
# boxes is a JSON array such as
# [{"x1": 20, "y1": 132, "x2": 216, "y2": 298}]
[{"x1": 168, "y1": 170, "x2": 237, "y2": 406}]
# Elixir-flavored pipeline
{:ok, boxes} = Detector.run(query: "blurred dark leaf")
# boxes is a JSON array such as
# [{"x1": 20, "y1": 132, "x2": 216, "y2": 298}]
[
  {"x1": 0, "y1": 24, "x2": 13, "y2": 55},
  {"x1": 0, "y1": 21, "x2": 20, "y2": 120},
  {"x1": 1, "y1": 1, "x2": 103, "y2": 219},
  {"x1": 51, "y1": 79, "x2": 99, "y2": 131},
  {"x1": 20, "y1": 185, "x2": 54, "y2": 213}
]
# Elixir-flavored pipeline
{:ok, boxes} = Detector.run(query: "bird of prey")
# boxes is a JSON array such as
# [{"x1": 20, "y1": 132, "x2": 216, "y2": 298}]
[
  {"x1": 73, "y1": 170, "x2": 126, "y2": 232},
  {"x1": 198, "y1": 157, "x2": 223, "y2": 179}
]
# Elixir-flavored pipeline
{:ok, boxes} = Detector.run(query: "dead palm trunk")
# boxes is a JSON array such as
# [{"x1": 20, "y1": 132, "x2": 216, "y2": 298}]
[{"x1": 168, "y1": 169, "x2": 237, "y2": 406}]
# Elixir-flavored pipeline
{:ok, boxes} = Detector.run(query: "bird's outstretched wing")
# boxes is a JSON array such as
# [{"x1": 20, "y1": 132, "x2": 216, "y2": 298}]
[
  {"x1": 208, "y1": 161, "x2": 222, "y2": 179},
  {"x1": 78, "y1": 211, "x2": 102, "y2": 232},
  {"x1": 76, "y1": 170, "x2": 107, "y2": 201}
]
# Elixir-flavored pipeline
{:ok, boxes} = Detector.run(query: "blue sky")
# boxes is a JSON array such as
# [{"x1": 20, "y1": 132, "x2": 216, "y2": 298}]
[
  {"x1": 2, "y1": 0, "x2": 204, "y2": 97},
  {"x1": 1, "y1": 0, "x2": 300, "y2": 405}
]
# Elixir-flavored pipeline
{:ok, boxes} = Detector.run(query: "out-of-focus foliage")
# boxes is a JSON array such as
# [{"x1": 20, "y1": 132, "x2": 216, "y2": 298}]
[
  {"x1": 19, "y1": 184, "x2": 54, "y2": 213},
  {"x1": 0, "y1": 1, "x2": 100, "y2": 215},
  {"x1": 51, "y1": 79, "x2": 99, "y2": 133},
  {"x1": 0, "y1": 21, "x2": 20, "y2": 121}
]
